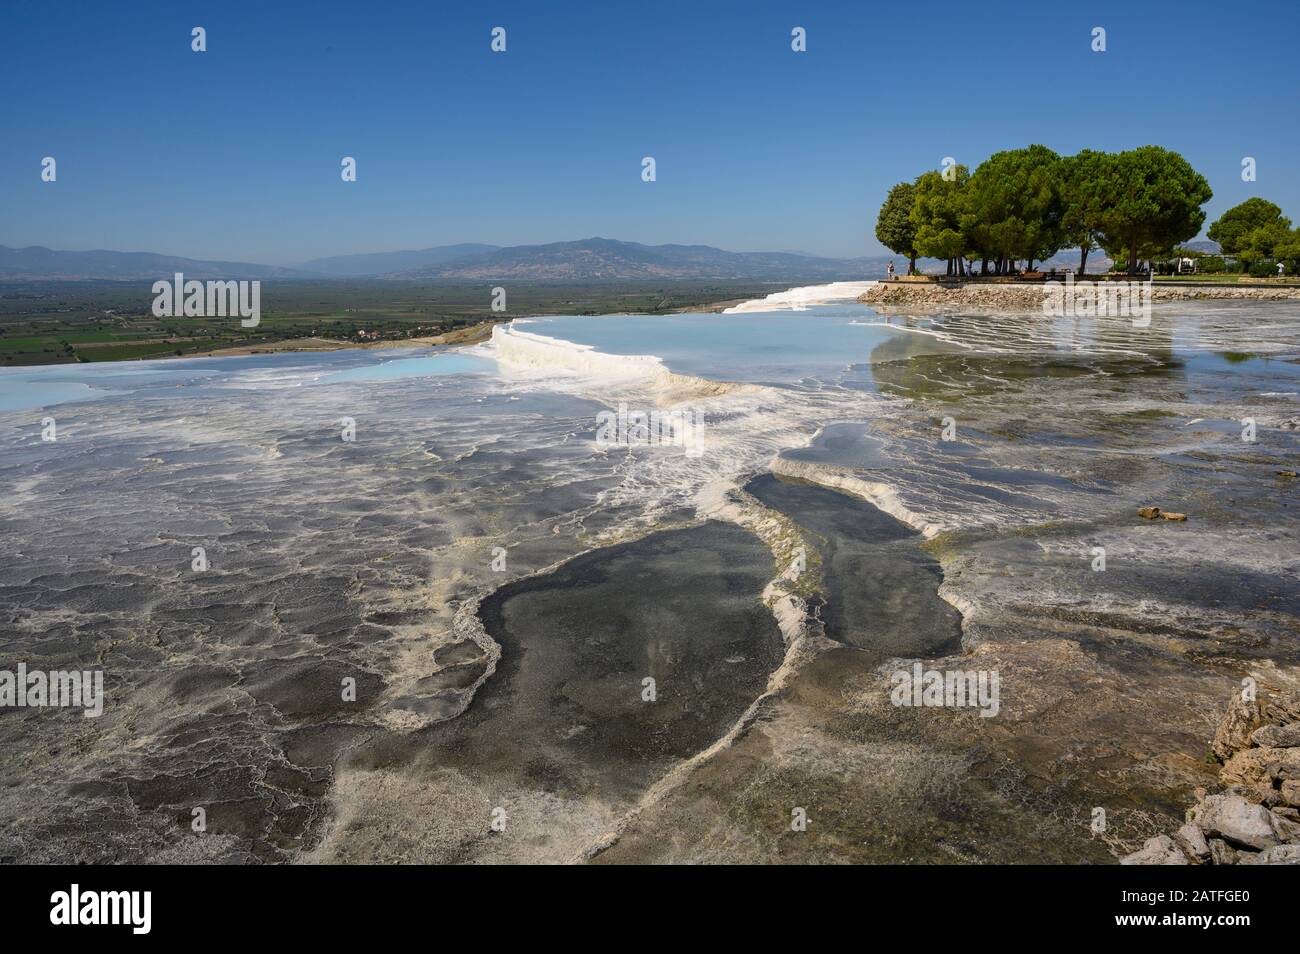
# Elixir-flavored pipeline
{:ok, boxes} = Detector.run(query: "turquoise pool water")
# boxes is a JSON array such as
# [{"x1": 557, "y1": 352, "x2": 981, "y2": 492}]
[{"x1": 512, "y1": 305, "x2": 935, "y2": 386}]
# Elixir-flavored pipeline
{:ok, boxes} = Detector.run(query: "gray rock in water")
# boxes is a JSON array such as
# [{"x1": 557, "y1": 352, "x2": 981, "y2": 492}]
[
  {"x1": 1191, "y1": 794, "x2": 1284, "y2": 850},
  {"x1": 1121, "y1": 835, "x2": 1190, "y2": 865},
  {"x1": 1236, "y1": 844, "x2": 1300, "y2": 865}
]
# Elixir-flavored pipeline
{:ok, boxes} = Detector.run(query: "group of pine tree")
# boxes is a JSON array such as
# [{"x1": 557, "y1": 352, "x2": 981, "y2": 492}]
[{"x1": 875, "y1": 145, "x2": 1300, "y2": 277}]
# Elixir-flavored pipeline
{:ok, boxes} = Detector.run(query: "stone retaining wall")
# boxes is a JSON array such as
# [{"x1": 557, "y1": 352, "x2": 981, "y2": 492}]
[{"x1": 859, "y1": 282, "x2": 1300, "y2": 309}]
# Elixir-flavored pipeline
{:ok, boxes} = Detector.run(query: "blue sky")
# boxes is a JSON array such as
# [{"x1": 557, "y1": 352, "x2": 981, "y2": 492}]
[{"x1": 2, "y1": 0, "x2": 1298, "y2": 264}]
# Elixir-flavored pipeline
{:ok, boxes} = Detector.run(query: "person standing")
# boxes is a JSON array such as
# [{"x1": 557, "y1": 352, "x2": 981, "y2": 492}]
[{"x1": 886, "y1": 261, "x2": 895, "y2": 280}]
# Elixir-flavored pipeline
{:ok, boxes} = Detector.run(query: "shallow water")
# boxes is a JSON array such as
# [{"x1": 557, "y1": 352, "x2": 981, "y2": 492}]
[
  {"x1": 0, "y1": 346, "x2": 493, "y2": 412},
  {"x1": 2, "y1": 290, "x2": 1298, "y2": 863},
  {"x1": 746, "y1": 473, "x2": 962, "y2": 661},
  {"x1": 514, "y1": 305, "x2": 949, "y2": 387}
]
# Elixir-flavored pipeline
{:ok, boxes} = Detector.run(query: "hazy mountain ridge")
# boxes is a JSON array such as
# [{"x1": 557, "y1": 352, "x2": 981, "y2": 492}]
[
  {"x1": 386, "y1": 238, "x2": 885, "y2": 281},
  {"x1": 298, "y1": 244, "x2": 500, "y2": 277},
  {"x1": 0, "y1": 246, "x2": 307, "y2": 281},
  {"x1": 0, "y1": 238, "x2": 1140, "y2": 282},
  {"x1": 0, "y1": 239, "x2": 892, "y2": 282}
]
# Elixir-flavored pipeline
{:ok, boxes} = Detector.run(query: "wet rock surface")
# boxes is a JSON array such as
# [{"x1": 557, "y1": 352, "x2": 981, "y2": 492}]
[
  {"x1": 306, "y1": 521, "x2": 786, "y2": 863},
  {"x1": 744, "y1": 473, "x2": 961, "y2": 663}
]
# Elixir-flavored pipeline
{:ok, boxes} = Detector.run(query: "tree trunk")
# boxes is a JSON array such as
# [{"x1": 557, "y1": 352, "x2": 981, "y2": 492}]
[
  {"x1": 1078, "y1": 244, "x2": 1089, "y2": 274},
  {"x1": 1128, "y1": 238, "x2": 1138, "y2": 274},
  {"x1": 907, "y1": 253, "x2": 916, "y2": 275}
]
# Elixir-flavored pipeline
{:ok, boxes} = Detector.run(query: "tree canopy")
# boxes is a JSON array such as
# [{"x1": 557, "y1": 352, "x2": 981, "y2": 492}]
[
  {"x1": 911, "y1": 165, "x2": 970, "y2": 274},
  {"x1": 1092, "y1": 147, "x2": 1212, "y2": 273},
  {"x1": 874, "y1": 144, "x2": 1215, "y2": 275},
  {"x1": 1058, "y1": 149, "x2": 1112, "y2": 274},
  {"x1": 963, "y1": 145, "x2": 1065, "y2": 269},
  {"x1": 1207, "y1": 198, "x2": 1293, "y2": 262},
  {"x1": 874, "y1": 181, "x2": 919, "y2": 273}
]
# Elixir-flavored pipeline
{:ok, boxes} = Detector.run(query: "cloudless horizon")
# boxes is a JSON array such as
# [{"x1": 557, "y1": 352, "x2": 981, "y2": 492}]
[{"x1": 3, "y1": 0, "x2": 1299, "y2": 265}]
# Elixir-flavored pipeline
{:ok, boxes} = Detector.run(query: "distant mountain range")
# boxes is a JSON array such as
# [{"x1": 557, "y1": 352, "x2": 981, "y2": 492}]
[
  {"x1": 1, "y1": 236, "x2": 1165, "y2": 282},
  {"x1": 0, "y1": 239, "x2": 894, "y2": 282},
  {"x1": 298, "y1": 244, "x2": 500, "y2": 277},
  {"x1": 0, "y1": 246, "x2": 303, "y2": 281},
  {"x1": 380, "y1": 238, "x2": 891, "y2": 281}
]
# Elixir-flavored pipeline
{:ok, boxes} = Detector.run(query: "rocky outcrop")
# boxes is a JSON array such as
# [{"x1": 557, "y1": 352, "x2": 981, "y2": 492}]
[
  {"x1": 1213, "y1": 692, "x2": 1265, "y2": 760},
  {"x1": 858, "y1": 282, "x2": 1300, "y2": 309},
  {"x1": 1123, "y1": 689, "x2": 1300, "y2": 864}
]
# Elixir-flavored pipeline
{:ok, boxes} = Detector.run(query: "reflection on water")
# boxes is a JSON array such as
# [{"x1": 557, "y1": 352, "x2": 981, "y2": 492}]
[{"x1": 864, "y1": 304, "x2": 1300, "y2": 402}]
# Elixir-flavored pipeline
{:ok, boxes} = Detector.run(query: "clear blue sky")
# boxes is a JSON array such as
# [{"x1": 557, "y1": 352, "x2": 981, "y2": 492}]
[{"x1": 2, "y1": 0, "x2": 1298, "y2": 264}]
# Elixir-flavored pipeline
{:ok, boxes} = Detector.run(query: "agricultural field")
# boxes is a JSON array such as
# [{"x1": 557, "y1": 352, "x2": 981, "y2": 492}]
[{"x1": 0, "y1": 280, "x2": 773, "y2": 366}]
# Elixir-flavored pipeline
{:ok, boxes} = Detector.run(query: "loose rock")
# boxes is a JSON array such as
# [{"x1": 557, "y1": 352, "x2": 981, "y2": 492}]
[
  {"x1": 1237, "y1": 844, "x2": 1300, "y2": 865},
  {"x1": 1208, "y1": 838, "x2": 1238, "y2": 865},
  {"x1": 1136, "y1": 506, "x2": 1186, "y2": 521},
  {"x1": 1190, "y1": 794, "x2": 1284, "y2": 850},
  {"x1": 1251, "y1": 723, "x2": 1300, "y2": 748},
  {"x1": 1265, "y1": 691, "x2": 1300, "y2": 725},
  {"x1": 1121, "y1": 834, "x2": 1189, "y2": 865},
  {"x1": 1175, "y1": 823, "x2": 1210, "y2": 862},
  {"x1": 1123, "y1": 685, "x2": 1300, "y2": 865},
  {"x1": 1282, "y1": 781, "x2": 1300, "y2": 808}
]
